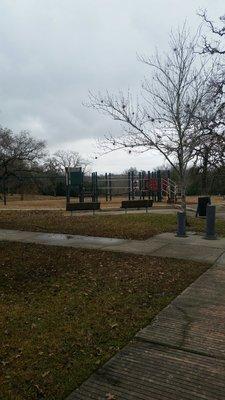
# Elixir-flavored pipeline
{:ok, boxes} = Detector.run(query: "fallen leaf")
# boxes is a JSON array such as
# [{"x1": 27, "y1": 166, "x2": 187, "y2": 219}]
[
  {"x1": 110, "y1": 323, "x2": 118, "y2": 328},
  {"x1": 106, "y1": 393, "x2": 116, "y2": 400},
  {"x1": 42, "y1": 371, "x2": 50, "y2": 378}
]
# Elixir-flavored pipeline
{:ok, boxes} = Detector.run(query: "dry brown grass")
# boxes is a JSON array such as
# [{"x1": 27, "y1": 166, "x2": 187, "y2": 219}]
[
  {"x1": 1, "y1": 194, "x2": 224, "y2": 210},
  {"x1": 0, "y1": 195, "x2": 168, "y2": 210},
  {"x1": 185, "y1": 195, "x2": 225, "y2": 205},
  {"x1": 0, "y1": 210, "x2": 178, "y2": 239},
  {"x1": 2, "y1": 209, "x2": 225, "y2": 239},
  {"x1": 0, "y1": 195, "x2": 66, "y2": 209}
]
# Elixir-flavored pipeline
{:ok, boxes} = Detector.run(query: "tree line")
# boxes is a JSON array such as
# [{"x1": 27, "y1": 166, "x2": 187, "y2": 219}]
[{"x1": 0, "y1": 127, "x2": 89, "y2": 204}]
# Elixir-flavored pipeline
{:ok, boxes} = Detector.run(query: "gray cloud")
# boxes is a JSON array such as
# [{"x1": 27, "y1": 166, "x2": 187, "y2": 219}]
[{"x1": 0, "y1": 0, "x2": 224, "y2": 172}]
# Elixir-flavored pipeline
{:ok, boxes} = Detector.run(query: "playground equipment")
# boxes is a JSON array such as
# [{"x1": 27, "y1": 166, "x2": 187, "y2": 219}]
[
  {"x1": 161, "y1": 176, "x2": 178, "y2": 203},
  {"x1": 65, "y1": 168, "x2": 178, "y2": 210},
  {"x1": 65, "y1": 167, "x2": 99, "y2": 212}
]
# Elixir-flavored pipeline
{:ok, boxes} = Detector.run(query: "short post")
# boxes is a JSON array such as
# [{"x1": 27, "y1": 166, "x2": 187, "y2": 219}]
[
  {"x1": 105, "y1": 173, "x2": 108, "y2": 202},
  {"x1": 205, "y1": 205, "x2": 217, "y2": 240},
  {"x1": 139, "y1": 171, "x2": 142, "y2": 199},
  {"x1": 95, "y1": 172, "x2": 98, "y2": 203},
  {"x1": 109, "y1": 173, "x2": 112, "y2": 201},
  {"x1": 147, "y1": 170, "x2": 151, "y2": 200},
  {"x1": 65, "y1": 167, "x2": 70, "y2": 205},
  {"x1": 131, "y1": 171, "x2": 135, "y2": 200},
  {"x1": 157, "y1": 170, "x2": 162, "y2": 202},
  {"x1": 142, "y1": 171, "x2": 146, "y2": 199},
  {"x1": 176, "y1": 211, "x2": 186, "y2": 237},
  {"x1": 128, "y1": 171, "x2": 131, "y2": 200}
]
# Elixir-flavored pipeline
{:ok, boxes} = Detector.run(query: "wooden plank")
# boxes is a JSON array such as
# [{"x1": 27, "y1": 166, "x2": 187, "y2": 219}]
[
  {"x1": 67, "y1": 341, "x2": 225, "y2": 399},
  {"x1": 66, "y1": 262, "x2": 225, "y2": 400}
]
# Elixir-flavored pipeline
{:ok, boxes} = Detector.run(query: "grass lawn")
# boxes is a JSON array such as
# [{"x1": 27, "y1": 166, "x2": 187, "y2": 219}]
[
  {"x1": 0, "y1": 241, "x2": 209, "y2": 400},
  {"x1": 1, "y1": 210, "x2": 223, "y2": 240}
]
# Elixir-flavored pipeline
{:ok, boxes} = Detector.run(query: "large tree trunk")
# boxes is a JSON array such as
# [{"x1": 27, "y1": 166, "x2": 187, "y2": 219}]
[
  {"x1": 180, "y1": 185, "x2": 186, "y2": 213},
  {"x1": 179, "y1": 162, "x2": 187, "y2": 213},
  {"x1": 180, "y1": 172, "x2": 187, "y2": 213}
]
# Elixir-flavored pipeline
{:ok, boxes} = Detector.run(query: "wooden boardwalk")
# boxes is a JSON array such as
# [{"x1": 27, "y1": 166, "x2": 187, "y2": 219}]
[{"x1": 67, "y1": 257, "x2": 225, "y2": 399}]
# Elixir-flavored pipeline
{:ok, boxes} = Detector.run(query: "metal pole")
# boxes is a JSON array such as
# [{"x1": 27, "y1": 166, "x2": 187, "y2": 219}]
[
  {"x1": 65, "y1": 167, "x2": 70, "y2": 205},
  {"x1": 176, "y1": 212, "x2": 187, "y2": 237},
  {"x1": 205, "y1": 205, "x2": 217, "y2": 240},
  {"x1": 142, "y1": 171, "x2": 145, "y2": 199},
  {"x1": 147, "y1": 171, "x2": 151, "y2": 200},
  {"x1": 79, "y1": 170, "x2": 84, "y2": 203},
  {"x1": 153, "y1": 171, "x2": 157, "y2": 202},
  {"x1": 105, "y1": 173, "x2": 108, "y2": 202},
  {"x1": 139, "y1": 172, "x2": 142, "y2": 199},
  {"x1": 91, "y1": 172, "x2": 94, "y2": 202},
  {"x1": 128, "y1": 172, "x2": 131, "y2": 200},
  {"x1": 157, "y1": 170, "x2": 162, "y2": 202},
  {"x1": 95, "y1": 172, "x2": 98, "y2": 202},
  {"x1": 131, "y1": 171, "x2": 134, "y2": 200},
  {"x1": 109, "y1": 173, "x2": 112, "y2": 201}
]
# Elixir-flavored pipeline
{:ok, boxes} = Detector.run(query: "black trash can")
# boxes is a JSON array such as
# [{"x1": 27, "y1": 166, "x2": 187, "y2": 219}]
[{"x1": 196, "y1": 196, "x2": 211, "y2": 217}]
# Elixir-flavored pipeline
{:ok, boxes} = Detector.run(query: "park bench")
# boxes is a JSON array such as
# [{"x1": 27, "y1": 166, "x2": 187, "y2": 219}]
[
  {"x1": 66, "y1": 202, "x2": 100, "y2": 214},
  {"x1": 121, "y1": 199, "x2": 153, "y2": 213}
]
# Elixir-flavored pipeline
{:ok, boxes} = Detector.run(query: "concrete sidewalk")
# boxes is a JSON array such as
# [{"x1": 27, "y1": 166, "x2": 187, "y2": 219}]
[
  {"x1": 67, "y1": 255, "x2": 225, "y2": 400},
  {"x1": 1, "y1": 228, "x2": 225, "y2": 263}
]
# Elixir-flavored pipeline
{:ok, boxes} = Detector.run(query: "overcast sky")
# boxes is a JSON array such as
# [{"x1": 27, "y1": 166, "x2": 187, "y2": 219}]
[{"x1": 0, "y1": 0, "x2": 224, "y2": 172}]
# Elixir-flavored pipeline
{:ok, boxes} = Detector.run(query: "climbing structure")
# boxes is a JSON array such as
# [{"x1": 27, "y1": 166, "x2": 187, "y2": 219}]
[{"x1": 65, "y1": 168, "x2": 178, "y2": 205}]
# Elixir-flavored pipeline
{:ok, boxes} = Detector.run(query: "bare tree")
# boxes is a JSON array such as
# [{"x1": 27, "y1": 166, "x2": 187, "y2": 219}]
[
  {"x1": 199, "y1": 11, "x2": 225, "y2": 55},
  {"x1": 193, "y1": 70, "x2": 225, "y2": 193},
  {"x1": 88, "y1": 27, "x2": 213, "y2": 211},
  {"x1": 0, "y1": 127, "x2": 46, "y2": 205},
  {"x1": 50, "y1": 150, "x2": 90, "y2": 173},
  {"x1": 195, "y1": 12, "x2": 225, "y2": 192},
  {"x1": 194, "y1": 136, "x2": 225, "y2": 193}
]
